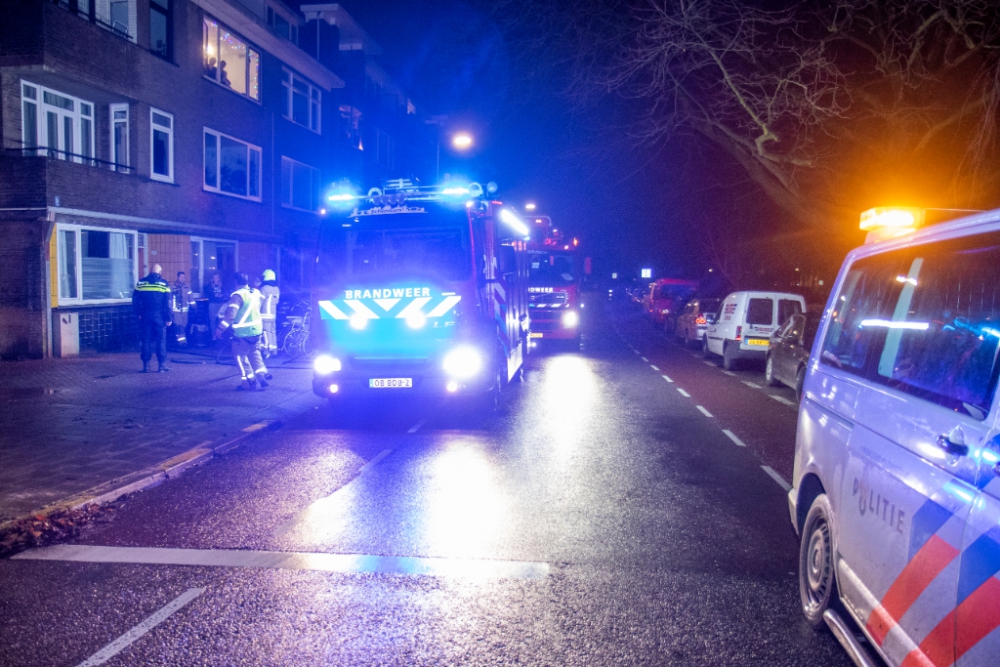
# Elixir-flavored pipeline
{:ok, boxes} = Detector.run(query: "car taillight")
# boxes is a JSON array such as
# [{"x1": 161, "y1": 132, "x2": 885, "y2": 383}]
[
  {"x1": 735, "y1": 325, "x2": 742, "y2": 342},
  {"x1": 695, "y1": 316, "x2": 707, "y2": 325}
]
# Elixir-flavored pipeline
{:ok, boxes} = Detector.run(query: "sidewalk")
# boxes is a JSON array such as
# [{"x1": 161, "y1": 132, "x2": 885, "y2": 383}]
[{"x1": 0, "y1": 348, "x2": 321, "y2": 522}]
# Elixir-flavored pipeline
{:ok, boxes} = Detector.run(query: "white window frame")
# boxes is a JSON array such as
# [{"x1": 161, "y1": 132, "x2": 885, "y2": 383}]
[
  {"x1": 109, "y1": 103, "x2": 129, "y2": 172},
  {"x1": 281, "y1": 69, "x2": 321, "y2": 133},
  {"x1": 150, "y1": 108, "x2": 174, "y2": 183},
  {"x1": 202, "y1": 16, "x2": 261, "y2": 102},
  {"x1": 280, "y1": 156, "x2": 319, "y2": 212},
  {"x1": 21, "y1": 81, "x2": 96, "y2": 164},
  {"x1": 190, "y1": 236, "x2": 239, "y2": 295},
  {"x1": 96, "y1": 0, "x2": 137, "y2": 42},
  {"x1": 203, "y1": 128, "x2": 262, "y2": 202},
  {"x1": 56, "y1": 223, "x2": 138, "y2": 305}
]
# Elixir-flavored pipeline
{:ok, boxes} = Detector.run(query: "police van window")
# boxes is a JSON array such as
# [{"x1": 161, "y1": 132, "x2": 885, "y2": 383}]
[
  {"x1": 821, "y1": 231, "x2": 1000, "y2": 419},
  {"x1": 747, "y1": 298, "x2": 773, "y2": 325},
  {"x1": 778, "y1": 298, "x2": 802, "y2": 325}
]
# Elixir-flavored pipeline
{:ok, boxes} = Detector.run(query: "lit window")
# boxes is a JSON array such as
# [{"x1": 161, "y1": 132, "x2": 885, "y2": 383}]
[
  {"x1": 280, "y1": 157, "x2": 319, "y2": 211},
  {"x1": 204, "y1": 128, "x2": 262, "y2": 201},
  {"x1": 203, "y1": 17, "x2": 261, "y2": 101},
  {"x1": 281, "y1": 69, "x2": 320, "y2": 133},
  {"x1": 56, "y1": 225, "x2": 137, "y2": 303},
  {"x1": 150, "y1": 108, "x2": 173, "y2": 182}
]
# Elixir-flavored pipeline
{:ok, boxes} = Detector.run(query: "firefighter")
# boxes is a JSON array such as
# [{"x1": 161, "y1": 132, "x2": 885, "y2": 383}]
[
  {"x1": 132, "y1": 263, "x2": 172, "y2": 373},
  {"x1": 259, "y1": 269, "x2": 280, "y2": 358},
  {"x1": 216, "y1": 272, "x2": 269, "y2": 390},
  {"x1": 170, "y1": 271, "x2": 192, "y2": 347}
]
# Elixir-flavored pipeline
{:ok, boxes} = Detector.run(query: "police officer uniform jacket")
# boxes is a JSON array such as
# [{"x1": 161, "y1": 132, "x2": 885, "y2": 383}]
[{"x1": 133, "y1": 273, "x2": 172, "y2": 324}]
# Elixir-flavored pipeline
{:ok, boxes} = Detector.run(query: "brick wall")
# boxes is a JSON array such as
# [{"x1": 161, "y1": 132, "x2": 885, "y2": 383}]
[
  {"x1": 146, "y1": 233, "x2": 191, "y2": 282},
  {"x1": 0, "y1": 214, "x2": 49, "y2": 359},
  {"x1": 239, "y1": 241, "x2": 276, "y2": 284}
]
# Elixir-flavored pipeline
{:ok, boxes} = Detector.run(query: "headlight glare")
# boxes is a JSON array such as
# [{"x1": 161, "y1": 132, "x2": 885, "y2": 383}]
[
  {"x1": 443, "y1": 346, "x2": 482, "y2": 379},
  {"x1": 562, "y1": 311, "x2": 580, "y2": 328},
  {"x1": 314, "y1": 354, "x2": 342, "y2": 375}
]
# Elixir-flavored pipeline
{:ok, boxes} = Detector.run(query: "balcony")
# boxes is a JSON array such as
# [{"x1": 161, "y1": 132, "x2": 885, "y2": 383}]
[{"x1": 48, "y1": 0, "x2": 136, "y2": 44}]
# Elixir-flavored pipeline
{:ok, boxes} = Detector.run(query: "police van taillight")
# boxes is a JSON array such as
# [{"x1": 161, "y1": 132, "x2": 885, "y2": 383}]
[{"x1": 735, "y1": 325, "x2": 742, "y2": 342}]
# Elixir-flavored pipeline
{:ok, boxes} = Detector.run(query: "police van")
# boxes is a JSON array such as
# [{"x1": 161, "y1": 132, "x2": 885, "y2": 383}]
[
  {"x1": 790, "y1": 207, "x2": 1000, "y2": 667},
  {"x1": 310, "y1": 181, "x2": 530, "y2": 408}
]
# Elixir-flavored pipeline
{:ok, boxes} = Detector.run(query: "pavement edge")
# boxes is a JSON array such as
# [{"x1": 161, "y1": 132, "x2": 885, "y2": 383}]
[{"x1": 0, "y1": 419, "x2": 283, "y2": 537}]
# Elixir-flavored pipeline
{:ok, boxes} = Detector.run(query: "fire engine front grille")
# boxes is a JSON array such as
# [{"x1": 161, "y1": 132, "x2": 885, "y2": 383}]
[
  {"x1": 348, "y1": 357, "x2": 432, "y2": 373},
  {"x1": 529, "y1": 292, "x2": 568, "y2": 307}
]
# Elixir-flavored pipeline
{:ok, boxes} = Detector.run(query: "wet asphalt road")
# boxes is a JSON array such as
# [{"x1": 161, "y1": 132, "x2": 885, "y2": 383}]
[{"x1": 0, "y1": 298, "x2": 851, "y2": 667}]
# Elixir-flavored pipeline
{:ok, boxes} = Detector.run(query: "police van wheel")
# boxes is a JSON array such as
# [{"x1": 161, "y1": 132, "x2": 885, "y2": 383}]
[{"x1": 799, "y1": 494, "x2": 839, "y2": 630}]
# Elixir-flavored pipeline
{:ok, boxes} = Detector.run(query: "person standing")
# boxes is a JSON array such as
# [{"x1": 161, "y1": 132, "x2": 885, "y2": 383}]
[
  {"x1": 132, "y1": 263, "x2": 172, "y2": 373},
  {"x1": 204, "y1": 272, "x2": 227, "y2": 337},
  {"x1": 170, "y1": 271, "x2": 192, "y2": 347},
  {"x1": 259, "y1": 269, "x2": 280, "y2": 358},
  {"x1": 216, "y1": 272, "x2": 269, "y2": 390}
]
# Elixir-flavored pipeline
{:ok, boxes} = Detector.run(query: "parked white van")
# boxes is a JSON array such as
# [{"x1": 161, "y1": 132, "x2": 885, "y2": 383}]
[
  {"x1": 789, "y1": 208, "x2": 1000, "y2": 667},
  {"x1": 703, "y1": 291, "x2": 806, "y2": 370}
]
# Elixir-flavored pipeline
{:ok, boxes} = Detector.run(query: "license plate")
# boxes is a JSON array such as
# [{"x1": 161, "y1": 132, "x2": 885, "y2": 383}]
[
  {"x1": 369, "y1": 378, "x2": 413, "y2": 388},
  {"x1": 529, "y1": 332, "x2": 544, "y2": 338},
  {"x1": 746, "y1": 338, "x2": 770, "y2": 347}
]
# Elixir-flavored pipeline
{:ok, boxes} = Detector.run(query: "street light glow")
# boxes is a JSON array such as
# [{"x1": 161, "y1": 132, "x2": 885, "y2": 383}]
[
  {"x1": 452, "y1": 133, "x2": 473, "y2": 150},
  {"x1": 525, "y1": 203, "x2": 536, "y2": 210}
]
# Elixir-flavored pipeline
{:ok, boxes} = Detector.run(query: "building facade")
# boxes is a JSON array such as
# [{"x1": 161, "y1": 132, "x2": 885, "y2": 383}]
[{"x1": 0, "y1": 0, "x2": 433, "y2": 359}]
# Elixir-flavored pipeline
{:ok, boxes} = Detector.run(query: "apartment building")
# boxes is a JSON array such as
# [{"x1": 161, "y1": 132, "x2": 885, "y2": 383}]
[{"x1": 0, "y1": 0, "x2": 433, "y2": 359}]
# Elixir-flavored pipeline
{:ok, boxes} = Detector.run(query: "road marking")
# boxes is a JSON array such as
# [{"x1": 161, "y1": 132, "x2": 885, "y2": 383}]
[
  {"x1": 722, "y1": 371, "x2": 737, "y2": 377},
  {"x1": 650, "y1": 364, "x2": 659, "y2": 371},
  {"x1": 676, "y1": 387, "x2": 690, "y2": 397},
  {"x1": 702, "y1": 360, "x2": 715, "y2": 367},
  {"x1": 722, "y1": 429, "x2": 747, "y2": 447},
  {"x1": 74, "y1": 587, "x2": 204, "y2": 667},
  {"x1": 770, "y1": 394, "x2": 797, "y2": 407},
  {"x1": 696, "y1": 405, "x2": 713, "y2": 418},
  {"x1": 359, "y1": 449, "x2": 393, "y2": 473},
  {"x1": 15, "y1": 545, "x2": 550, "y2": 580},
  {"x1": 407, "y1": 419, "x2": 427, "y2": 434},
  {"x1": 742, "y1": 380, "x2": 762, "y2": 389},
  {"x1": 761, "y1": 466, "x2": 792, "y2": 492},
  {"x1": 641, "y1": 356, "x2": 649, "y2": 362},
  {"x1": 661, "y1": 375, "x2": 673, "y2": 383}
]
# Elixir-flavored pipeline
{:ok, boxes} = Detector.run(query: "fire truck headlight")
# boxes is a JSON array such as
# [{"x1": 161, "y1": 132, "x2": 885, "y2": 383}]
[
  {"x1": 443, "y1": 346, "x2": 482, "y2": 379},
  {"x1": 562, "y1": 311, "x2": 580, "y2": 328},
  {"x1": 349, "y1": 314, "x2": 368, "y2": 330},
  {"x1": 313, "y1": 354, "x2": 342, "y2": 375},
  {"x1": 406, "y1": 312, "x2": 427, "y2": 329}
]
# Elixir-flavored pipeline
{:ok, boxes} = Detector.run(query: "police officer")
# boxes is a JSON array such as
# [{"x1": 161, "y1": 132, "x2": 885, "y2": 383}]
[
  {"x1": 259, "y1": 269, "x2": 280, "y2": 358},
  {"x1": 132, "y1": 263, "x2": 172, "y2": 373},
  {"x1": 216, "y1": 272, "x2": 269, "y2": 390}
]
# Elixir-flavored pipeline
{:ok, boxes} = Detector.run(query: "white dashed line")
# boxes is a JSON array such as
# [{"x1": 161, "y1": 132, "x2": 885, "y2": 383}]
[
  {"x1": 359, "y1": 449, "x2": 393, "y2": 473},
  {"x1": 73, "y1": 587, "x2": 205, "y2": 667},
  {"x1": 722, "y1": 429, "x2": 747, "y2": 447},
  {"x1": 407, "y1": 419, "x2": 427, "y2": 433},
  {"x1": 722, "y1": 371, "x2": 737, "y2": 377},
  {"x1": 761, "y1": 466, "x2": 792, "y2": 492},
  {"x1": 650, "y1": 364, "x2": 659, "y2": 371},
  {"x1": 742, "y1": 380, "x2": 762, "y2": 389},
  {"x1": 770, "y1": 395, "x2": 797, "y2": 407},
  {"x1": 702, "y1": 360, "x2": 715, "y2": 367},
  {"x1": 696, "y1": 405, "x2": 713, "y2": 418},
  {"x1": 641, "y1": 356, "x2": 649, "y2": 362},
  {"x1": 676, "y1": 387, "x2": 691, "y2": 397},
  {"x1": 661, "y1": 375, "x2": 673, "y2": 383}
]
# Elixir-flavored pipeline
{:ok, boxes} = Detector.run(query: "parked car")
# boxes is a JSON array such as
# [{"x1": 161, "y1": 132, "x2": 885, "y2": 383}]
[
  {"x1": 764, "y1": 312, "x2": 819, "y2": 399},
  {"x1": 643, "y1": 279, "x2": 699, "y2": 329},
  {"x1": 674, "y1": 297, "x2": 721, "y2": 348},
  {"x1": 789, "y1": 208, "x2": 1000, "y2": 667},
  {"x1": 703, "y1": 291, "x2": 806, "y2": 370}
]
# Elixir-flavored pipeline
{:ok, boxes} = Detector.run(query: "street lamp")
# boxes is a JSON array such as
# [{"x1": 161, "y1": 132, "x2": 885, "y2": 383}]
[
  {"x1": 452, "y1": 133, "x2": 473, "y2": 150},
  {"x1": 525, "y1": 203, "x2": 536, "y2": 211}
]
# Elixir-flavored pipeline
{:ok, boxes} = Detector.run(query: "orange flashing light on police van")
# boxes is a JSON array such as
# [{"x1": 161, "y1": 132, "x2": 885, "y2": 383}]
[{"x1": 860, "y1": 207, "x2": 926, "y2": 244}]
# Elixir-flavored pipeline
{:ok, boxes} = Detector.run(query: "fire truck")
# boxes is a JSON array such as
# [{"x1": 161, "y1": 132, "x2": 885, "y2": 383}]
[
  {"x1": 525, "y1": 216, "x2": 583, "y2": 348},
  {"x1": 310, "y1": 181, "x2": 530, "y2": 409}
]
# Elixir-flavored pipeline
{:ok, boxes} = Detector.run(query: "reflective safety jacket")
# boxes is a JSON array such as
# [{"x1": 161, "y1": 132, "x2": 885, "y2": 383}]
[
  {"x1": 260, "y1": 281, "x2": 280, "y2": 321},
  {"x1": 132, "y1": 273, "x2": 172, "y2": 325},
  {"x1": 219, "y1": 287, "x2": 263, "y2": 338}
]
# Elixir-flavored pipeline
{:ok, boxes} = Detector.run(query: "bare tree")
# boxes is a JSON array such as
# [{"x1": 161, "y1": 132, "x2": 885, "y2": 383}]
[{"x1": 518, "y1": 0, "x2": 1000, "y2": 227}]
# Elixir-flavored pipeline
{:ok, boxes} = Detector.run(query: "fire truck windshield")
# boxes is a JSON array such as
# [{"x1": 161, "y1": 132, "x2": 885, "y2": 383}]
[
  {"x1": 317, "y1": 209, "x2": 472, "y2": 283},
  {"x1": 529, "y1": 251, "x2": 576, "y2": 285}
]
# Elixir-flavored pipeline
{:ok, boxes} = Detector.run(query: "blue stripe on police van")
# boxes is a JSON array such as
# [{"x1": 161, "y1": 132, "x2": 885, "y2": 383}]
[
  {"x1": 957, "y1": 526, "x2": 1000, "y2": 605},
  {"x1": 908, "y1": 499, "x2": 954, "y2": 562}
]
